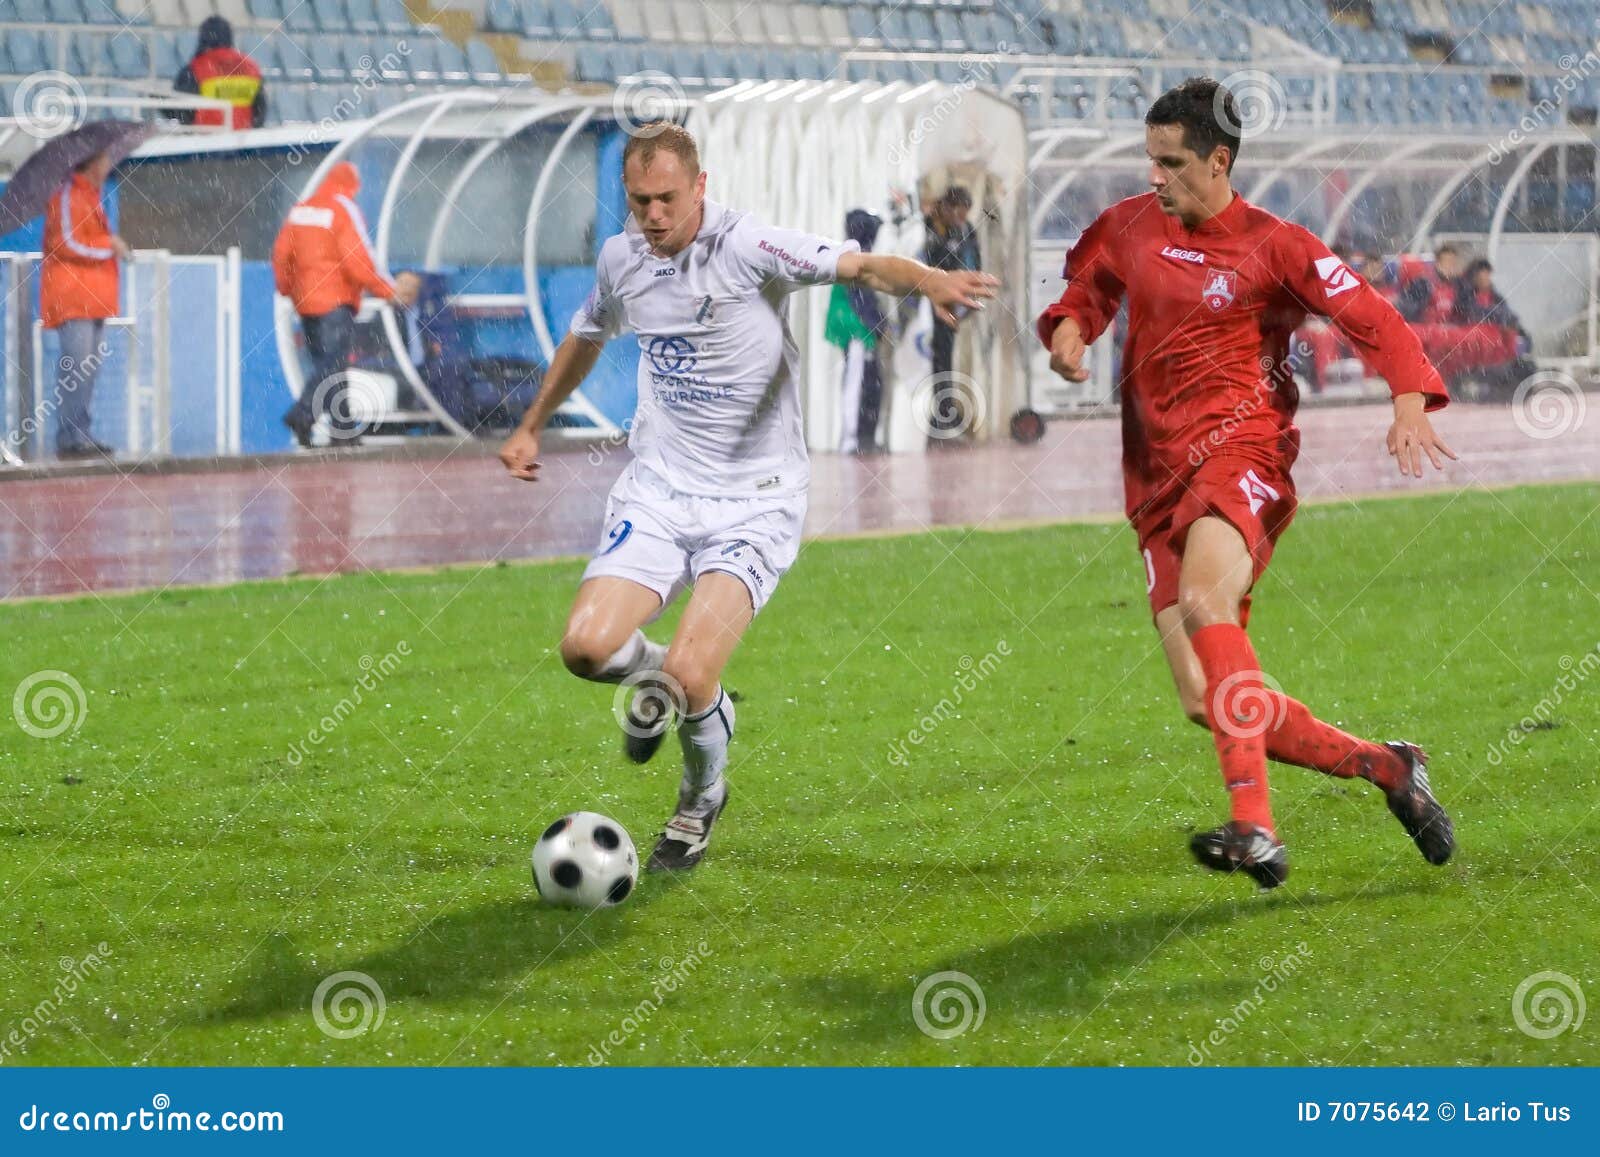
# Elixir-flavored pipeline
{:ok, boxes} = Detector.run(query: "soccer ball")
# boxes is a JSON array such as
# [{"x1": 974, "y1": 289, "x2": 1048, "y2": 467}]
[{"x1": 531, "y1": 811, "x2": 638, "y2": 908}]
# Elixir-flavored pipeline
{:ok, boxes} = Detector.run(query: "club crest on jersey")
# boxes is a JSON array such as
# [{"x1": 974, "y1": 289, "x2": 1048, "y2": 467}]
[
  {"x1": 1201, "y1": 269, "x2": 1236, "y2": 311},
  {"x1": 1160, "y1": 245, "x2": 1206, "y2": 265}
]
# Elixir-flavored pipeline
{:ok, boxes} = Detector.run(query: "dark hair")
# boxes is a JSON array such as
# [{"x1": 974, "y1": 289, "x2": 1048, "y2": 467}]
[
  {"x1": 621, "y1": 122, "x2": 700, "y2": 176},
  {"x1": 1434, "y1": 242, "x2": 1461, "y2": 259},
  {"x1": 941, "y1": 185, "x2": 972, "y2": 210},
  {"x1": 1145, "y1": 76, "x2": 1242, "y2": 172},
  {"x1": 1464, "y1": 257, "x2": 1493, "y2": 278}
]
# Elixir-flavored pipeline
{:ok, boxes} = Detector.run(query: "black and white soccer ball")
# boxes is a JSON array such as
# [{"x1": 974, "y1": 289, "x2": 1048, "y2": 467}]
[{"x1": 531, "y1": 811, "x2": 638, "y2": 909}]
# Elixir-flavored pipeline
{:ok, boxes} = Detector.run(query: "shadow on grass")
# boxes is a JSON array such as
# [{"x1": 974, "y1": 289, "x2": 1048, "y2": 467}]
[
  {"x1": 797, "y1": 877, "x2": 1443, "y2": 1055},
  {"x1": 202, "y1": 877, "x2": 684, "y2": 1026}
]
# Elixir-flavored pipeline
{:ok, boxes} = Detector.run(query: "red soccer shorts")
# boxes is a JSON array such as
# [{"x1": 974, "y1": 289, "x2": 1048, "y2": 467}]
[{"x1": 1134, "y1": 454, "x2": 1298, "y2": 624}]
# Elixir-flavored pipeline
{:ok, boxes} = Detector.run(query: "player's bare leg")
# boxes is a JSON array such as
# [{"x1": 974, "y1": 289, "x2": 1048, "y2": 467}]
[
  {"x1": 1172, "y1": 515, "x2": 1290, "y2": 887},
  {"x1": 1161, "y1": 519, "x2": 1452, "y2": 877},
  {"x1": 561, "y1": 577, "x2": 674, "y2": 762},
  {"x1": 648, "y1": 571, "x2": 755, "y2": 871}
]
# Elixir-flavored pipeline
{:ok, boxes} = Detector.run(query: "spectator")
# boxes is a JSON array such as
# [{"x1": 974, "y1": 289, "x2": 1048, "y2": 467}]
[
  {"x1": 272, "y1": 161, "x2": 396, "y2": 447},
  {"x1": 1454, "y1": 258, "x2": 1526, "y2": 335},
  {"x1": 41, "y1": 150, "x2": 130, "y2": 458},
  {"x1": 921, "y1": 185, "x2": 981, "y2": 437},
  {"x1": 169, "y1": 16, "x2": 266, "y2": 130},
  {"x1": 1398, "y1": 242, "x2": 1464, "y2": 323},
  {"x1": 824, "y1": 209, "x2": 887, "y2": 454}
]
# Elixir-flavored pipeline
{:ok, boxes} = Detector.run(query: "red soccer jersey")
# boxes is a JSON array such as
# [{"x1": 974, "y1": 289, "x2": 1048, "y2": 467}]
[{"x1": 1036, "y1": 192, "x2": 1448, "y2": 523}]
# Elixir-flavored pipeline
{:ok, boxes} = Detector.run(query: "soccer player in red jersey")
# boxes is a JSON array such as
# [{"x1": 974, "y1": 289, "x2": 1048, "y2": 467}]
[{"x1": 1037, "y1": 77, "x2": 1457, "y2": 888}]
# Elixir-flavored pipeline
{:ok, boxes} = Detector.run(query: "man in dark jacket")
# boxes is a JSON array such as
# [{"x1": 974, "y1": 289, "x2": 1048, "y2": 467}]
[
  {"x1": 921, "y1": 185, "x2": 981, "y2": 437},
  {"x1": 169, "y1": 16, "x2": 266, "y2": 130}
]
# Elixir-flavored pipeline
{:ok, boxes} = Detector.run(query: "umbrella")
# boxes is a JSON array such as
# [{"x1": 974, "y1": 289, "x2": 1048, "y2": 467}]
[{"x1": 0, "y1": 120, "x2": 153, "y2": 237}]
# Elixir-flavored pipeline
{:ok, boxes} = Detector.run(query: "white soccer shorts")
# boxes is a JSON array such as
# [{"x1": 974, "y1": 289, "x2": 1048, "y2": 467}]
[{"x1": 581, "y1": 463, "x2": 805, "y2": 614}]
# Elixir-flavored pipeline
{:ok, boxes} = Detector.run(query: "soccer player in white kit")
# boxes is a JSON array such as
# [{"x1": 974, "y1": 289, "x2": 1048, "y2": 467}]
[{"x1": 499, "y1": 124, "x2": 997, "y2": 871}]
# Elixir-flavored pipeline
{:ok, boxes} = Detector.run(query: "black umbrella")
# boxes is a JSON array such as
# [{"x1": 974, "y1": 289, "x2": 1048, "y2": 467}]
[{"x1": 0, "y1": 120, "x2": 153, "y2": 237}]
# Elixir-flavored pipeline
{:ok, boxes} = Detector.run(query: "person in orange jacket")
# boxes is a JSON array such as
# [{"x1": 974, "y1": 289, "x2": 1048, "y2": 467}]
[
  {"x1": 168, "y1": 16, "x2": 266, "y2": 130},
  {"x1": 272, "y1": 161, "x2": 396, "y2": 447},
  {"x1": 41, "y1": 150, "x2": 130, "y2": 458}
]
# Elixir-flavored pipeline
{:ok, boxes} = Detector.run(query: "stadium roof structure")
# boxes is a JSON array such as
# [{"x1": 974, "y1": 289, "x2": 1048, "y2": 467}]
[
  {"x1": 1027, "y1": 122, "x2": 1600, "y2": 261},
  {"x1": 261, "y1": 82, "x2": 1032, "y2": 448}
]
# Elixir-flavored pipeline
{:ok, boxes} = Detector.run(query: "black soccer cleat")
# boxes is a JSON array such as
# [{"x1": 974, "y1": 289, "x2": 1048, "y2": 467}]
[
  {"x1": 622, "y1": 689, "x2": 673, "y2": 765},
  {"x1": 1382, "y1": 741, "x2": 1454, "y2": 865},
  {"x1": 1190, "y1": 821, "x2": 1290, "y2": 890},
  {"x1": 646, "y1": 784, "x2": 728, "y2": 873}
]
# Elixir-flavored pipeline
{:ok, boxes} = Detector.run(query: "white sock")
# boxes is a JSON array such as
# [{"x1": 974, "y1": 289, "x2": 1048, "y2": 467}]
[
  {"x1": 590, "y1": 630, "x2": 667, "y2": 684},
  {"x1": 678, "y1": 686, "x2": 733, "y2": 808}
]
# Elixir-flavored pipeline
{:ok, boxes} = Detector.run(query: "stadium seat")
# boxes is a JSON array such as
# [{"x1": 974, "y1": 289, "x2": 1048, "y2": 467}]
[
  {"x1": 465, "y1": 38, "x2": 503, "y2": 81},
  {"x1": 272, "y1": 84, "x2": 311, "y2": 123},
  {"x1": 759, "y1": 2, "x2": 797, "y2": 46},
  {"x1": 578, "y1": 1, "x2": 618, "y2": 39},
  {"x1": 310, "y1": 38, "x2": 347, "y2": 82},
  {"x1": 702, "y1": 46, "x2": 735, "y2": 87},
  {"x1": 0, "y1": 82, "x2": 13, "y2": 120},
  {"x1": 433, "y1": 37, "x2": 474, "y2": 82},
  {"x1": 573, "y1": 43, "x2": 611, "y2": 82},
  {"x1": 83, "y1": 0, "x2": 121, "y2": 23},
  {"x1": 817, "y1": 6, "x2": 850, "y2": 48},
  {"x1": 404, "y1": 36, "x2": 443, "y2": 81},
  {"x1": 3, "y1": 31, "x2": 51, "y2": 77},
  {"x1": 45, "y1": 0, "x2": 84, "y2": 22},
  {"x1": 845, "y1": 7, "x2": 882, "y2": 49},
  {"x1": 484, "y1": 0, "x2": 520, "y2": 33},
  {"x1": 247, "y1": 0, "x2": 284, "y2": 23},
  {"x1": 933, "y1": 10, "x2": 965, "y2": 51},
  {"x1": 729, "y1": 3, "x2": 767, "y2": 46},
  {"x1": 669, "y1": 0, "x2": 708, "y2": 42},
  {"x1": 108, "y1": 35, "x2": 152, "y2": 79},
  {"x1": 343, "y1": 0, "x2": 381, "y2": 32},
  {"x1": 376, "y1": 0, "x2": 412, "y2": 33},
  {"x1": 670, "y1": 44, "x2": 706, "y2": 87},
  {"x1": 114, "y1": 0, "x2": 153, "y2": 20},
  {"x1": 520, "y1": 0, "x2": 557, "y2": 39},
  {"x1": 609, "y1": 0, "x2": 646, "y2": 41},
  {"x1": 273, "y1": 32, "x2": 316, "y2": 80},
  {"x1": 151, "y1": 30, "x2": 186, "y2": 81}
]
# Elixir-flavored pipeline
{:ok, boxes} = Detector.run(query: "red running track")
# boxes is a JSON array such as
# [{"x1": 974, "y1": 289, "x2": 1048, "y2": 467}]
[{"x1": 1, "y1": 401, "x2": 1596, "y2": 600}]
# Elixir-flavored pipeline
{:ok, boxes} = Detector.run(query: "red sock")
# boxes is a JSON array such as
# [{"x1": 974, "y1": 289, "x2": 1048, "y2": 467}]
[
  {"x1": 1189, "y1": 623, "x2": 1275, "y2": 834},
  {"x1": 1261, "y1": 694, "x2": 1407, "y2": 790}
]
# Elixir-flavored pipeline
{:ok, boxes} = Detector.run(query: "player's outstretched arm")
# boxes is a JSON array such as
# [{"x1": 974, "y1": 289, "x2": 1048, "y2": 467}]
[
  {"x1": 835, "y1": 252, "x2": 998, "y2": 327},
  {"x1": 498, "y1": 333, "x2": 605, "y2": 482}
]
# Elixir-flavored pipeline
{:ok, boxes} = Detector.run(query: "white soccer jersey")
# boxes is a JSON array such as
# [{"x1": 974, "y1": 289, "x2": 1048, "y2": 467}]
[{"x1": 569, "y1": 199, "x2": 856, "y2": 499}]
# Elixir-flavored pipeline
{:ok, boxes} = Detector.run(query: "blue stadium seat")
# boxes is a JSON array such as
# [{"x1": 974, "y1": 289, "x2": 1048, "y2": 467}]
[
  {"x1": 273, "y1": 33, "x2": 316, "y2": 80},
  {"x1": 573, "y1": 43, "x2": 611, "y2": 82},
  {"x1": 878, "y1": 6, "x2": 913, "y2": 51},
  {"x1": 152, "y1": 30, "x2": 186, "y2": 81},
  {"x1": 108, "y1": 35, "x2": 152, "y2": 79},
  {"x1": 432, "y1": 37, "x2": 473, "y2": 82},
  {"x1": 4, "y1": 31, "x2": 51, "y2": 77},
  {"x1": 608, "y1": 42, "x2": 641, "y2": 79},
  {"x1": 344, "y1": 0, "x2": 381, "y2": 32},
  {"x1": 312, "y1": 0, "x2": 351, "y2": 33},
  {"x1": 577, "y1": 0, "x2": 617, "y2": 39},
  {"x1": 670, "y1": 44, "x2": 705, "y2": 86},
  {"x1": 247, "y1": 0, "x2": 283, "y2": 22},
  {"x1": 310, "y1": 38, "x2": 346, "y2": 81},
  {"x1": 404, "y1": 36, "x2": 442, "y2": 80},
  {"x1": 484, "y1": 0, "x2": 520, "y2": 33},
  {"x1": 376, "y1": 0, "x2": 412, "y2": 32},
  {"x1": 703, "y1": 47, "x2": 735, "y2": 87},
  {"x1": 520, "y1": 0, "x2": 557, "y2": 39},
  {"x1": 933, "y1": 10, "x2": 965, "y2": 50},
  {"x1": 846, "y1": 8, "x2": 882, "y2": 49},
  {"x1": 466, "y1": 38, "x2": 502, "y2": 80},
  {"x1": 12, "y1": 0, "x2": 48, "y2": 23},
  {"x1": 83, "y1": 0, "x2": 121, "y2": 23},
  {"x1": 272, "y1": 85, "x2": 311, "y2": 123},
  {"x1": 0, "y1": 82, "x2": 13, "y2": 120},
  {"x1": 45, "y1": 0, "x2": 84, "y2": 22},
  {"x1": 960, "y1": 12, "x2": 995, "y2": 53},
  {"x1": 906, "y1": 10, "x2": 939, "y2": 50}
]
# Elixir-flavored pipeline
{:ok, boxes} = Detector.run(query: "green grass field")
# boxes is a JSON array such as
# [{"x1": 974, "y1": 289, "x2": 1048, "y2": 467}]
[{"x1": 3, "y1": 483, "x2": 1599, "y2": 1067}]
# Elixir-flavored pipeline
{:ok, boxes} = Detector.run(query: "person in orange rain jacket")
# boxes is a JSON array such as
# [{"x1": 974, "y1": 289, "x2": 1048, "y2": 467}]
[
  {"x1": 41, "y1": 150, "x2": 130, "y2": 458},
  {"x1": 272, "y1": 161, "x2": 397, "y2": 447},
  {"x1": 169, "y1": 16, "x2": 266, "y2": 131}
]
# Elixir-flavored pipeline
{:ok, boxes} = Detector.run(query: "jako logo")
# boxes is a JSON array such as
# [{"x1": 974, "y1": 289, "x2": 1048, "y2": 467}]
[
  {"x1": 1314, "y1": 255, "x2": 1358, "y2": 299},
  {"x1": 1161, "y1": 245, "x2": 1206, "y2": 265},
  {"x1": 602, "y1": 520, "x2": 633, "y2": 554},
  {"x1": 1237, "y1": 469, "x2": 1281, "y2": 516},
  {"x1": 758, "y1": 239, "x2": 818, "y2": 275}
]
